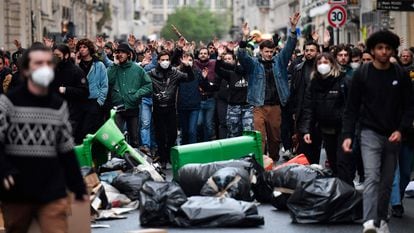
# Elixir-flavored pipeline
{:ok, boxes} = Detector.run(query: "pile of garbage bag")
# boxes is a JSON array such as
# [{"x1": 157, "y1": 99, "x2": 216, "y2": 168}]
[
  {"x1": 176, "y1": 156, "x2": 267, "y2": 202},
  {"x1": 287, "y1": 177, "x2": 362, "y2": 223},
  {"x1": 263, "y1": 164, "x2": 331, "y2": 210}
]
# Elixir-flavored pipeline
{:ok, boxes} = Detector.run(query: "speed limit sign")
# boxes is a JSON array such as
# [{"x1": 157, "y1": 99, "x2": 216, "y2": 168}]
[{"x1": 328, "y1": 5, "x2": 347, "y2": 28}]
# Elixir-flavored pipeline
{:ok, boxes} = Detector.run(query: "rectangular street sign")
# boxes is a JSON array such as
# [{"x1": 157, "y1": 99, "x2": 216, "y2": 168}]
[
  {"x1": 328, "y1": 0, "x2": 347, "y2": 4},
  {"x1": 377, "y1": 0, "x2": 414, "y2": 11}
]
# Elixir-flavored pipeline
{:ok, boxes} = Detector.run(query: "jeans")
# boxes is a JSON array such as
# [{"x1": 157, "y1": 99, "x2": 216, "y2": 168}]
[
  {"x1": 360, "y1": 129, "x2": 399, "y2": 223},
  {"x1": 226, "y1": 104, "x2": 254, "y2": 138},
  {"x1": 2, "y1": 197, "x2": 69, "y2": 233},
  {"x1": 197, "y1": 98, "x2": 216, "y2": 142},
  {"x1": 179, "y1": 109, "x2": 200, "y2": 145},
  {"x1": 390, "y1": 142, "x2": 414, "y2": 206},
  {"x1": 153, "y1": 106, "x2": 177, "y2": 163},
  {"x1": 115, "y1": 109, "x2": 139, "y2": 148},
  {"x1": 140, "y1": 97, "x2": 157, "y2": 148}
]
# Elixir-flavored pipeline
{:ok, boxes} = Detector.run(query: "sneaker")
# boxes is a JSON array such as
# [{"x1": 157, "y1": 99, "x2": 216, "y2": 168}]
[
  {"x1": 354, "y1": 181, "x2": 365, "y2": 191},
  {"x1": 362, "y1": 220, "x2": 378, "y2": 233},
  {"x1": 378, "y1": 220, "x2": 390, "y2": 233},
  {"x1": 282, "y1": 149, "x2": 295, "y2": 161},
  {"x1": 391, "y1": 204, "x2": 404, "y2": 218},
  {"x1": 139, "y1": 145, "x2": 151, "y2": 156}
]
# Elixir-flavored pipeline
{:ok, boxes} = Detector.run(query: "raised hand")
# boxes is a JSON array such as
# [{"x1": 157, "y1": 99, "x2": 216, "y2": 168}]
[
  {"x1": 289, "y1": 12, "x2": 301, "y2": 30},
  {"x1": 183, "y1": 42, "x2": 191, "y2": 53},
  {"x1": 217, "y1": 44, "x2": 226, "y2": 57},
  {"x1": 311, "y1": 31, "x2": 320, "y2": 43},
  {"x1": 128, "y1": 34, "x2": 136, "y2": 47},
  {"x1": 181, "y1": 54, "x2": 190, "y2": 66},
  {"x1": 177, "y1": 37, "x2": 186, "y2": 49},
  {"x1": 213, "y1": 37, "x2": 220, "y2": 50},
  {"x1": 95, "y1": 36, "x2": 105, "y2": 50},
  {"x1": 135, "y1": 40, "x2": 145, "y2": 53},
  {"x1": 13, "y1": 39, "x2": 21, "y2": 49},
  {"x1": 242, "y1": 22, "x2": 250, "y2": 40},
  {"x1": 227, "y1": 41, "x2": 236, "y2": 52},
  {"x1": 323, "y1": 29, "x2": 331, "y2": 47}
]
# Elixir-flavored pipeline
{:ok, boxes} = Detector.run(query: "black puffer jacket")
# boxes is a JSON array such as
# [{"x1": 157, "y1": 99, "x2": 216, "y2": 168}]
[
  {"x1": 148, "y1": 64, "x2": 194, "y2": 108},
  {"x1": 299, "y1": 72, "x2": 347, "y2": 134}
]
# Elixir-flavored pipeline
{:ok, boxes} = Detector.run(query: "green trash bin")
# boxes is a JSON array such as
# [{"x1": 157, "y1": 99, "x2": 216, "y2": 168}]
[{"x1": 171, "y1": 131, "x2": 263, "y2": 179}]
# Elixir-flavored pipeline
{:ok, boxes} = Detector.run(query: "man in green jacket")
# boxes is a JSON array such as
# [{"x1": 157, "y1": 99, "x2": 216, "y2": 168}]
[{"x1": 107, "y1": 43, "x2": 152, "y2": 148}]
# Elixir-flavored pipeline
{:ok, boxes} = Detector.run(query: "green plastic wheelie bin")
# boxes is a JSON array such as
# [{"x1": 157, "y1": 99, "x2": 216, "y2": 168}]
[{"x1": 170, "y1": 131, "x2": 263, "y2": 178}]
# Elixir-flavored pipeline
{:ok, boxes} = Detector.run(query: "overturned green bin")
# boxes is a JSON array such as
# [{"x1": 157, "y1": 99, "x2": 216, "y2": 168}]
[{"x1": 171, "y1": 131, "x2": 263, "y2": 179}]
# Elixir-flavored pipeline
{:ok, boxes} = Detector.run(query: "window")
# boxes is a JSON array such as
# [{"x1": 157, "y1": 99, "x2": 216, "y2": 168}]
[
  {"x1": 168, "y1": 0, "x2": 179, "y2": 8},
  {"x1": 152, "y1": 0, "x2": 163, "y2": 9},
  {"x1": 134, "y1": 11, "x2": 141, "y2": 20},
  {"x1": 153, "y1": 14, "x2": 164, "y2": 25},
  {"x1": 215, "y1": 0, "x2": 227, "y2": 9}
]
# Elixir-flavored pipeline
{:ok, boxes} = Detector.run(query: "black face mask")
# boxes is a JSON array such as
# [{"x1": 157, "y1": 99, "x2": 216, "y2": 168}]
[{"x1": 54, "y1": 56, "x2": 62, "y2": 64}]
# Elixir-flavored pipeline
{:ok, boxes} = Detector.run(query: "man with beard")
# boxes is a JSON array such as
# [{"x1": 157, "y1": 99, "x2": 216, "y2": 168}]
[
  {"x1": 290, "y1": 40, "x2": 320, "y2": 163},
  {"x1": 194, "y1": 47, "x2": 217, "y2": 141},
  {"x1": 51, "y1": 44, "x2": 89, "y2": 144},
  {"x1": 335, "y1": 44, "x2": 353, "y2": 77},
  {"x1": 238, "y1": 12, "x2": 300, "y2": 163},
  {"x1": 107, "y1": 43, "x2": 152, "y2": 148}
]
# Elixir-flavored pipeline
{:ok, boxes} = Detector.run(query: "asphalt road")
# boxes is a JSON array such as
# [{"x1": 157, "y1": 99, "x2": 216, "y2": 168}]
[
  {"x1": 92, "y1": 197, "x2": 414, "y2": 233},
  {"x1": 92, "y1": 150, "x2": 414, "y2": 233}
]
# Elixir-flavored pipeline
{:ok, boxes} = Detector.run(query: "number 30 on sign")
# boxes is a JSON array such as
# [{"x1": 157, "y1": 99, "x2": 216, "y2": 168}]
[{"x1": 328, "y1": 5, "x2": 347, "y2": 28}]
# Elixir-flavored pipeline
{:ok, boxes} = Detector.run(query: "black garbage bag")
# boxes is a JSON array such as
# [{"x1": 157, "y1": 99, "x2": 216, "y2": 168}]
[
  {"x1": 139, "y1": 181, "x2": 187, "y2": 226},
  {"x1": 287, "y1": 177, "x2": 362, "y2": 223},
  {"x1": 176, "y1": 159, "x2": 253, "y2": 196},
  {"x1": 99, "y1": 157, "x2": 128, "y2": 173},
  {"x1": 174, "y1": 196, "x2": 265, "y2": 227},
  {"x1": 200, "y1": 167, "x2": 252, "y2": 201},
  {"x1": 111, "y1": 171, "x2": 152, "y2": 201},
  {"x1": 264, "y1": 164, "x2": 330, "y2": 210}
]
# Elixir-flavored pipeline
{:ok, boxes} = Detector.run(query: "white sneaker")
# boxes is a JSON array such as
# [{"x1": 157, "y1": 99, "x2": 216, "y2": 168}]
[
  {"x1": 354, "y1": 181, "x2": 365, "y2": 191},
  {"x1": 363, "y1": 220, "x2": 378, "y2": 233},
  {"x1": 378, "y1": 220, "x2": 390, "y2": 233}
]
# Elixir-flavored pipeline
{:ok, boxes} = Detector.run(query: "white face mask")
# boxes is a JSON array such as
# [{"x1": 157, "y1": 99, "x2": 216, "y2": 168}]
[
  {"x1": 317, "y1": 63, "x2": 331, "y2": 76},
  {"x1": 160, "y1": 61, "x2": 170, "y2": 69},
  {"x1": 350, "y1": 62, "x2": 360, "y2": 70},
  {"x1": 188, "y1": 61, "x2": 193, "y2": 67},
  {"x1": 31, "y1": 66, "x2": 55, "y2": 87}
]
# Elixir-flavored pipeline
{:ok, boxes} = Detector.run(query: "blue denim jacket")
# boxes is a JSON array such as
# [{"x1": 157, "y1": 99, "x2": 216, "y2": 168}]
[
  {"x1": 237, "y1": 33, "x2": 297, "y2": 107},
  {"x1": 86, "y1": 60, "x2": 108, "y2": 106}
]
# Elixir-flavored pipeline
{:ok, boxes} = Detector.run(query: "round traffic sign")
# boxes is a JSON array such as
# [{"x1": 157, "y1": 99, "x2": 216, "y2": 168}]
[{"x1": 328, "y1": 5, "x2": 347, "y2": 28}]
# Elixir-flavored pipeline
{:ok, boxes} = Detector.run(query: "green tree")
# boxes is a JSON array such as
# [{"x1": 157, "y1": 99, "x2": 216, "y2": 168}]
[{"x1": 160, "y1": 4, "x2": 229, "y2": 43}]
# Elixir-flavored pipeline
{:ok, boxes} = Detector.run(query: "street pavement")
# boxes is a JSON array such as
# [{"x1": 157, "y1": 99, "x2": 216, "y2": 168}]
[
  {"x1": 92, "y1": 197, "x2": 414, "y2": 233},
  {"x1": 92, "y1": 150, "x2": 414, "y2": 233}
]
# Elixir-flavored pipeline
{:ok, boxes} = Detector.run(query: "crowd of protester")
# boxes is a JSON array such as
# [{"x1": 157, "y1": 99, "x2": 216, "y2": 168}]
[{"x1": 0, "y1": 12, "x2": 414, "y2": 233}]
